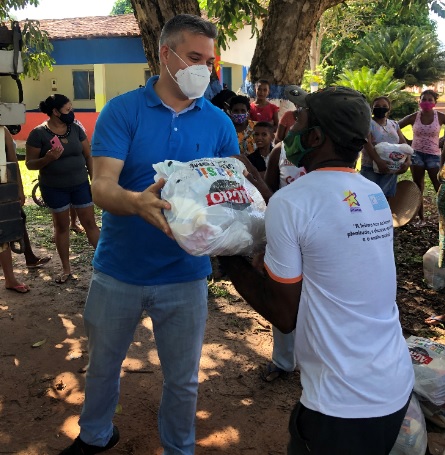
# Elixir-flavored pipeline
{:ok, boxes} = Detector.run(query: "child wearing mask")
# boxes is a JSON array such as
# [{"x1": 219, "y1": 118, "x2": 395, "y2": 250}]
[
  {"x1": 250, "y1": 79, "x2": 279, "y2": 131},
  {"x1": 361, "y1": 96, "x2": 409, "y2": 198},
  {"x1": 228, "y1": 95, "x2": 256, "y2": 155}
]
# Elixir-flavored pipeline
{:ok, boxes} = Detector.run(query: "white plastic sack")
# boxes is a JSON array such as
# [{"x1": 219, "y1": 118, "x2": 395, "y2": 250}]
[
  {"x1": 373, "y1": 142, "x2": 414, "y2": 173},
  {"x1": 423, "y1": 246, "x2": 445, "y2": 291},
  {"x1": 389, "y1": 394, "x2": 427, "y2": 455},
  {"x1": 153, "y1": 157, "x2": 266, "y2": 256},
  {"x1": 407, "y1": 336, "x2": 445, "y2": 406},
  {"x1": 418, "y1": 399, "x2": 445, "y2": 429}
]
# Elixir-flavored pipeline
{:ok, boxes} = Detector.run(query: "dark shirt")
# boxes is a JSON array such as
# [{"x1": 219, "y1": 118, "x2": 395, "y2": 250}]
[{"x1": 27, "y1": 123, "x2": 88, "y2": 188}]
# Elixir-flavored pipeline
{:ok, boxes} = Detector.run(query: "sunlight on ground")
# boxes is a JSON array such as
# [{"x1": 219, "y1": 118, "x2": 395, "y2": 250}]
[
  {"x1": 147, "y1": 348, "x2": 161, "y2": 366},
  {"x1": 59, "y1": 414, "x2": 80, "y2": 439},
  {"x1": 46, "y1": 372, "x2": 83, "y2": 405},
  {"x1": 59, "y1": 316, "x2": 76, "y2": 336},
  {"x1": 196, "y1": 410, "x2": 212, "y2": 420},
  {"x1": 122, "y1": 357, "x2": 145, "y2": 373},
  {"x1": 197, "y1": 426, "x2": 240, "y2": 448}
]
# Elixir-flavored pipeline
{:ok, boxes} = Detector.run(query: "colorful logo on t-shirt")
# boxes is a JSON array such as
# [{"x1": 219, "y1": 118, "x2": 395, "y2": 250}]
[
  {"x1": 343, "y1": 190, "x2": 362, "y2": 212},
  {"x1": 368, "y1": 193, "x2": 389, "y2": 211}
]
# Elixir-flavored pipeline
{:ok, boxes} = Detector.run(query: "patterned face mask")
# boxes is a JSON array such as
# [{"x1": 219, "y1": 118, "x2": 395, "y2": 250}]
[{"x1": 230, "y1": 113, "x2": 249, "y2": 124}]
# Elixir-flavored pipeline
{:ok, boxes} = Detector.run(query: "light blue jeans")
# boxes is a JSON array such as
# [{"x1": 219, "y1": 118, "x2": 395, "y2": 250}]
[
  {"x1": 272, "y1": 326, "x2": 297, "y2": 372},
  {"x1": 78, "y1": 270, "x2": 208, "y2": 455}
]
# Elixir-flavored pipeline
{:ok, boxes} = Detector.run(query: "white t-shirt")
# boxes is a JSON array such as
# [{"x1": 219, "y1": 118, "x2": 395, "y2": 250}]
[
  {"x1": 278, "y1": 142, "x2": 306, "y2": 189},
  {"x1": 361, "y1": 119, "x2": 400, "y2": 168},
  {"x1": 264, "y1": 168, "x2": 414, "y2": 418}
]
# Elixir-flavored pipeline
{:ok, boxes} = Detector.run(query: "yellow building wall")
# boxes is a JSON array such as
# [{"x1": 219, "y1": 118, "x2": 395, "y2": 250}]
[
  {"x1": 104, "y1": 64, "x2": 149, "y2": 101},
  {"x1": 0, "y1": 63, "x2": 149, "y2": 111}
]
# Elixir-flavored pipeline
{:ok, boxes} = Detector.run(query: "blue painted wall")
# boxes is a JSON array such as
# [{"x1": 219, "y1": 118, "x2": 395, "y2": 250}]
[{"x1": 52, "y1": 37, "x2": 147, "y2": 65}]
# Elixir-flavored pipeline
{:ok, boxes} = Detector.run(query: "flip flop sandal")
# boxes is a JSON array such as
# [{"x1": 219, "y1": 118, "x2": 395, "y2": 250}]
[
  {"x1": 6, "y1": 283, "x2": 30, "y2": 293},
  {"x1": 70, "y1": 225, "x2": 84, "y2": 234},
  {"x1": 26, "y1": 256, "x2": 52, "y2": 269},
  {"x1": 261, "y1": 362, "x2": 287, "y2": 382},
  {"x1": 55, "y1": 273, "x2": 78, "y2": 284},
  {"x1": 425, "y1": 315, "x2": 445, "y2": 326}
]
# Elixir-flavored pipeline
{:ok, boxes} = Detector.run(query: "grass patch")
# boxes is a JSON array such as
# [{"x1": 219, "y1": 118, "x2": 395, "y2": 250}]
[
  {"x1": 208, "y1": 282, "x2": 232, "y2": 299},
  {"x1": 18, "y1": 160, "x2": 101, "y2": 263},
  {"x1": 18, "y1": 158, "x2": 39, "y2": 197},
  {"x1": 398, "y1": 168, "x2": 436, "y2": 201}
]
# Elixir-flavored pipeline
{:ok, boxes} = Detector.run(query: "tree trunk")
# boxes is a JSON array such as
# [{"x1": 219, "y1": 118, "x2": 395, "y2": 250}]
[
  {"x1": 130, "y1": 0, "x2": 200, "y2": 74},
  {"x1": 309, "y1": 31, "x2": 317, "y2": 72},
  {"x1": 249, "y1": 0, "x2": 343, "y2": 86}
]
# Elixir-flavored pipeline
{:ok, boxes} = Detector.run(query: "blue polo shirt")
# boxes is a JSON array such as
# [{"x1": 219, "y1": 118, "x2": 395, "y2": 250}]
[{"x1": 91, "y1": 76, "x2": 239, "y2": 285}]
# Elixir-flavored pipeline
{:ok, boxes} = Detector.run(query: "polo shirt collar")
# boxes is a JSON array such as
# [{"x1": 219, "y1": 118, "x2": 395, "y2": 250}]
[{"x1": 144, "y1": 75, "x2": 205, "y2": 110}]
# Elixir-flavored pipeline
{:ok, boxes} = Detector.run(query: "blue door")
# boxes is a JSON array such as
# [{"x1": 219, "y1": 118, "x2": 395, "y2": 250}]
[{"x1": 222, "y1": 67, "x2": 232, "y2": 90}]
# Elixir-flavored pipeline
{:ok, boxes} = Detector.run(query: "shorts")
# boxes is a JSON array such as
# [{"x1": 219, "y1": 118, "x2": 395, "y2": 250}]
[
  {"x1": 411, "y1": 151, "x2": 440, "y2": 169},
  {"x1": 40, "y1": 180, "x2": 93, "y2": 213},
  {"x1": 287, "y1": 395, "x2": 411, "y2": 455},
  {"x1": 360, "y1": 166, "x2": 397, "y2": 198}
]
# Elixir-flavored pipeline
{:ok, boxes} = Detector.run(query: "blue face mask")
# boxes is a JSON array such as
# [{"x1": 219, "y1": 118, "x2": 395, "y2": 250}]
[{"x1": 284, "y1": 127, "x2": 318, "y2": 167}]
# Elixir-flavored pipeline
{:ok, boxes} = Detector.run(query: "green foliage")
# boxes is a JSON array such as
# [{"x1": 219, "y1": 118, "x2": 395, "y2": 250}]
[
  {"x1": 111, "y1": 0, "x2": 265, "y2": 51},
  {"x1": 301, "y1": 66, "x2": 333, "y2": 92},
  {"x1": 397, "y1": 0, "x2": 445, "y2": 18},
  {"x1": 375, "y1": 0, "x2": 432, "y2": 27},
  {"x1": 388, "y1": 90, "x2": 418, "y2": 120},
  {"x1": 110, "y1": 0, "x2": 133, "y2": 15},
  {"x1": 199, "y1": 0, "x2": 266, "y2": 51},
  {"x1": 336, "y1": 66, "x2": 404, "y2": 103},
  {"x1": 321, "y1": 0, "x2": 437, "y2": 84},
  {"x1": 0, "y1": 0, "x2": 39, "y2": 20},
  {"x1": 349, "y1": 26, "x2": 445, "y2": 86},
  {"x1": 20, "y1": 19, "x2": 55, "y2": 80},
  {"x1": 2, "y1": 2, "x2": 54, "y2": 80}
]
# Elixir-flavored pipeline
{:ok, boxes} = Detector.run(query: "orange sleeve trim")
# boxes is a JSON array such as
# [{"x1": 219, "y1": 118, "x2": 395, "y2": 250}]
[
  {"x1": 264, "y1": 264, "x2": 303, "y2": 284},
  {"x1": 315, "y1": 167, "x2": 357, "y2": 173}
]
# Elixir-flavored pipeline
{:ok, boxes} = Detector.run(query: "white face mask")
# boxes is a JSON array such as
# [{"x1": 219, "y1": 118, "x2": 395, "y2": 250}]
[{"x1": 166, "y1": 48, "x2": 211, "y2": 99}]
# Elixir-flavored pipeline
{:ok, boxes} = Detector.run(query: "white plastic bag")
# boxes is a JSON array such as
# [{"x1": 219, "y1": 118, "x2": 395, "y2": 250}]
[
  {"x1": 418, "y1": 399, "x2": 445, "y2": 429},
  {"x1": 153, "y1": 157, "x2": 266, "y2": 256},
  {"x1": 389, "y1": 394, "x2": 427, "y2": 455},
  {"x1": 423, "y1": 246, "x2": 445, "y2": 291},
  {"x1": 407, "y1": 336, "x2": 445, "y2": 406},
  {"x1": 373, "y1": 142, "x2": 414, "y2": 173}
]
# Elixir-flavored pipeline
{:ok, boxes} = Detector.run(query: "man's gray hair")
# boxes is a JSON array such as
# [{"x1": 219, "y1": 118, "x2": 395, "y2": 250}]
[{"x1": 160, "y1": 14, "x2": 217, "y2": 50}]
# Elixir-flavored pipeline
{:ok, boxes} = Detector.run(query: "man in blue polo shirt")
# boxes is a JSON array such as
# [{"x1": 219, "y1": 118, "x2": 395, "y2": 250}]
[{"x1": 59, "y1": 14, "x2": 239, "y2": 455}]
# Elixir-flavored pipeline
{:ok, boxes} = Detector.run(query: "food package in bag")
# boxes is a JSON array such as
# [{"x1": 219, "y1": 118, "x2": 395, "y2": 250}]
[
  {"x1": 389, "y1": 393, "x2": 427, "y2": 455},
  {"x1": 407, "y1": 336, "x2": 445, "y2": 406},
  {"x1": 373, "y1": 142, "x2": 414, "y2": 173},
  {"x1": 418, "y1": 398, "x2": 445, "y2": 429},
  {"x1": 153, "y1": 157, "x2": 266, "y2": 256}
]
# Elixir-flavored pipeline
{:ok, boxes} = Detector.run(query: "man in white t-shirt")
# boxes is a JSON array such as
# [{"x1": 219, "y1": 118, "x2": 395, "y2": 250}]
[{"x1": 219, "y1": 86, "x2": 414, "y2": 455}]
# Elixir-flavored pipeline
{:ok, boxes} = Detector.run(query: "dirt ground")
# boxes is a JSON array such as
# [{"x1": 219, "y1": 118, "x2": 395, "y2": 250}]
[{"x1": 1, "y1": 197, "x2": 445, "y2": 455}]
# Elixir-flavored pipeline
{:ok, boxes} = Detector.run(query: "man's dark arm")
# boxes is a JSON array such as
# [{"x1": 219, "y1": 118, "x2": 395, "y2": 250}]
[{"x1": 218, "y1": 256, "x2": 302, "y2": 333}]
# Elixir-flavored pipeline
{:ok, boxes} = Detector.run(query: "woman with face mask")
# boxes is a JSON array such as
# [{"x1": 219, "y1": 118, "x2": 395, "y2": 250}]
[
  {"x1": 228, "y1": 95, "x2": 256, "y2": 155},
  {"x1": 25, "y1": 94, "x2": 100, "y2": 284},
  {"x1": 399, "y1": 90, "x2": 445, "y2": 224},
  {"x1": 360, "y1": 96, "x2": 410, "y2": 199}
]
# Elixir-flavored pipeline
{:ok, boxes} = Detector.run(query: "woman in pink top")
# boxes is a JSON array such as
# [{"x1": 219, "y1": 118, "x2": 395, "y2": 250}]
[{"x1": 399, "y1": 90, "x2": 445, "y2": 223}]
